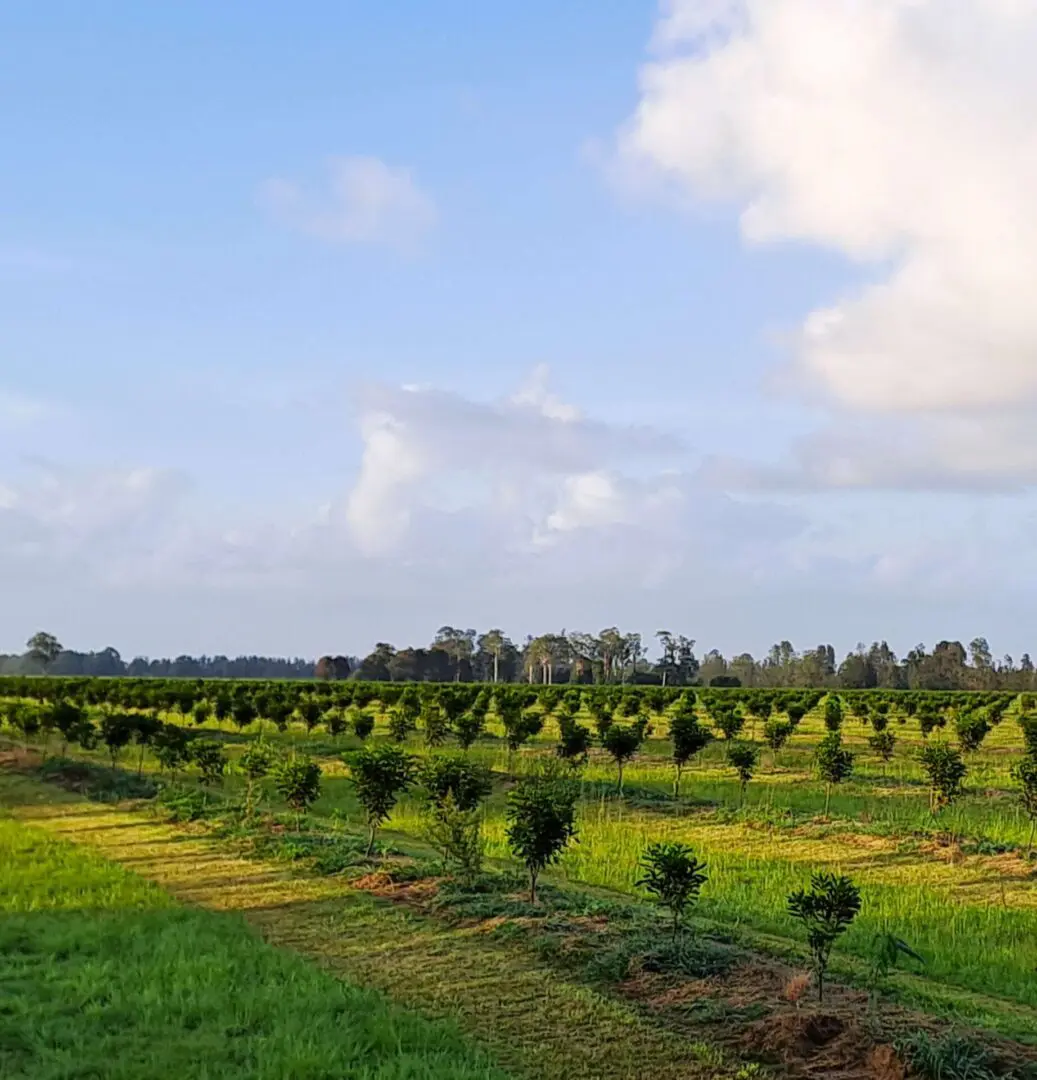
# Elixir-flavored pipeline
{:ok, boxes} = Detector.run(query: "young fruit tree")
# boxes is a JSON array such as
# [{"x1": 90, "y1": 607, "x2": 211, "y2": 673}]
[
  {"x1": 352, "y1": 710, "x2": 375, "y2": 741},
  {"x1": 501, "y1": 706, "x2": 544, "y2": 771},
  {"x1": 271, "y1": 754, "x2": 322, "y2": 830},
  {"x1": 1010, "y1": 756, "x2": 1037, "y2": 855},
  {"x1": 670, "y1": 710, "x2": 712, "y2": 799},
  {"x1": 867, "y1": 729, "x2": 896, "y2": 765},
  {"x1": 132, "y1": 714, "x2": 163, "y2": 778},
  {"x1": 100, "y1": 713, "x2": 136, "y2": 768},
  {"x1": 238, "y1": 738, "x2": 274, "y2": 816},
  {"x1": 152, "y1": 724, "x2": 191, "y2": 780},
  {"x1": 348, "y1": 743, "x2": 417, "y2": 855},
  {"x1": 762, "y1": 718, "x2": 794, "y2": 763},
  {"x1": 601, "y1": 722, "x2": 644, "y2": 794},
  {"x1": 918, "y1": 743, "x2": 968, "y2": 818},
  {"x1": 823, "y1": 695, "x2": 843, "y2": 733},
  {"x1": 815, "y1": 731, "x2": 854, "y2": 818},
  {"x1": 726, "y1": 742, "x2": 759, "y2": 808},
  {"x1": 787, "y1": 872, "x2": 862, "y2": 1003},
  {"x1": 420, "y1": 755, "x2": 493, "y2": 883},
  {"x1": 556, "y1": 715, "x2": 593, "y2": 767},
  {"x1": 505, "y1": 762, "x2": 579, "y2": 904},
  {"x1": 190, "y1": 739, "x2": 228, "y2": 786},
  {"x1": 636, "y1": 841, "x2": 708, "y2": 942},
  {"x1": 454, "y1": 709, "x2": 486, "y2": 751},
  {"x1": 955, "y1": 712, "x2": 991, "y2": 754},
  {"x1": 713, "y1": 707, "x2": 745, "y2": 741}
]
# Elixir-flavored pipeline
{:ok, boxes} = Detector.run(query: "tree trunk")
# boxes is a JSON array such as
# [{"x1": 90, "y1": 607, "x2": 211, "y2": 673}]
[
  {"x1": 529, "y1": 867, "x2": 538, "y2": 905},
  {"x1": 137, "y1": 743, "x2": 146, "y2": 779},
  {"x1": 493, "y1": 652, "x2": 499, "y2": 684},
  {"x1": 366, "y1": 822, "x2": 377, "y2": 857},
  {"x1": 824, "y1": 783, "x2": 832, "y2": 819},
  {"x1": 1029, "y1": 818, "x2": 1036, "y2": 856},
  {"x1": 673, "y1": 765, "x2": 682, "y2": 800},
  {"x1": 617, "y1": 761, "x2": 624, "y2": 794}
]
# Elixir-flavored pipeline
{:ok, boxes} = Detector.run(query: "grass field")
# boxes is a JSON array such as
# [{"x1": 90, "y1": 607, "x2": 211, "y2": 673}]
[
  {"x1": 0, "y1": 811, "x2": 508, "y2": 1080},
  {"x1": 4, "y1": 688, "x2": 1037, "y2": 1076}
]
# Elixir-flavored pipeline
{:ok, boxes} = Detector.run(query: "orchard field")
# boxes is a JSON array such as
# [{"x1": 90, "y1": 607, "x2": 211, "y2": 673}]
[{"x1": 3, "y1": 675, "x2": 1037, "y2": 1079}]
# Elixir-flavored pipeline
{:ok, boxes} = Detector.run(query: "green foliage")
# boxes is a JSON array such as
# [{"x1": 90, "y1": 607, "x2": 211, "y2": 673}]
[
  {"x1": 670, "y1": 709, "x2": 712, "y2": 798},
  {"x1": 636, "y1": 842, "x2": 708, "y2": 941},
  {"x1": 352, "y1": 710, "x2": 375, "y2": 741},
  {"x1": 918, "y1": 742, "x2": 968, "y2": 814},
  {"x1": 814, "y1": 731, "x2": 854, "y2": 817},
  {"x1": 271, "y1": 754, "x2": 322, "y2": 824},
  {"x1": 348, "y1": 743, "x2": 417, "y2": 853},
  {"x1": 421, "y1": 700, "x2": 451, "y2": 748},
  {"x1": 556, "y1": 715, "x2": 593, "y2": 765},
  {"x1": 99, "y1": 713, "x2": 136, "y2": 767},
  {"x1": 152, "y1": 723, "x2": 191, "y2": 777},
  {"x1": 600, "y1": 722, "x2": 645, "y2": 793},
  {"x1": 1010, "y1": 756, "x2": 1037, "y2": 853},
  {"x1": 726, "y1": 742, "x2": 759, "y2": 806},
  {"x1": 501, "y1": 706, "x2": 544, "y2": 766},
  {"x1": 867, "y1": 729, "x2": 896, "y2": 762},
  {"x1": 787, "y1": 872, "x2": 862, "y2": 1002},
  {"x1": 189, "y1": 739, "x2": 227, "y2": 785},
  {"x1": 762, "y1": 719, "x2": 794, "y2": 752},
  {"x1": 387, "y1": 705, "x2": 414, "y2": 743},
  {"x1": 420, "y1": 754, "x2": 493, "y2": 813},
  {"x1": 238, "y1": 738, "x2": 274, "y2": 814},
  {"x1": 453, "y1": 709, "x2": 485, "y2": 751},
  {"x1": 713, "y1": 708, "x2": 745, "y2": 741},
  {"x1": 231, "y1": 699, "x2": 258, "y2": 731},
  {"x1": 823, "y1": 695, "x2": 843, "y2": 733},
  {"x1": 895, "y1": 1032, "x2": 1006, "y2": 1080},
  {"x1": 955, "y1": 711, "x2": 991, "y2": 753},
  {"x1": 423, "y1": 792, "x2": 485, "y2": 884},
  {"x1": 505, "y1": 762, "x2": 579, "y2": 903}
]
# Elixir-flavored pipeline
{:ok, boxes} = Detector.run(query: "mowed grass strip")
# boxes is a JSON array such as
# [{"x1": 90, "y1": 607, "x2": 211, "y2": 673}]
[
  {"x1": 2, "y1": 776, "x2": 730, "y2": 1080},
  {"x1": 0, "y1": 814, "x2": 509, "y2": 1080}
]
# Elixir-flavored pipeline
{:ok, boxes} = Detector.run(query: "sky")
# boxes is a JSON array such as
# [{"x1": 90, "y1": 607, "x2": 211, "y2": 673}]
[{"x1": 3, "y1": 0, "x2": 1037, "y2": 662}]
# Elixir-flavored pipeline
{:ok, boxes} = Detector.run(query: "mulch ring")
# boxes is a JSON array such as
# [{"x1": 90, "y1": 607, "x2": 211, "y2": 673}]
[{"x1": 351, "y1": 870, "x2": 442, "y2": 906}]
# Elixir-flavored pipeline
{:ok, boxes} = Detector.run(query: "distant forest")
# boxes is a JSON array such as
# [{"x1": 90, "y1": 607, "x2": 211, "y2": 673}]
[{"x1": 4, "y1": 627, "x2": 1035, "y2": 692}]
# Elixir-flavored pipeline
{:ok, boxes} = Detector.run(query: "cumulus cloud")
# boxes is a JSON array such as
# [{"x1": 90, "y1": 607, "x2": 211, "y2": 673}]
[
  {"x1": 259, "y1": 156, "x2": 437, "y2": 253},
  {"x1": 616, "y1": 0, "x2": 1037, "y2": 415}
]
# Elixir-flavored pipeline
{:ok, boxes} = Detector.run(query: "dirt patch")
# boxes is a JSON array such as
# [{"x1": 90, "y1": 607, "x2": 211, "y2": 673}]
[
  {"x1": 0, "y1": 746, "x2": 39, "y2": 770},
  {"x1": 351, "y1": 871, "x2": 441, "y2": 905},
  {"x1": 742, "y1": 1010, "x2": 873, "y2": 1078}
]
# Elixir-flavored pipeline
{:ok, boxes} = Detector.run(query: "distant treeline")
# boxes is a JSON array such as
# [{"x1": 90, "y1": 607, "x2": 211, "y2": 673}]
[{"x1": 0, "y1": 649, "x2": 322, "y2": 680}]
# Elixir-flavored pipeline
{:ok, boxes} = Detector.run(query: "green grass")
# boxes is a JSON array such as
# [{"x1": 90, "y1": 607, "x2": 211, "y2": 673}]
[{"x1": 0, "y1": 815, "x2": 508, "y2": 1080}]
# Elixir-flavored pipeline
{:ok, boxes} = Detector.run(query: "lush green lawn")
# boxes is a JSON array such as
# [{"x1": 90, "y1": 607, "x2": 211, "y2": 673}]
[{"x1": 0, "y1": 816, "x2": 508, "y2": 1080}]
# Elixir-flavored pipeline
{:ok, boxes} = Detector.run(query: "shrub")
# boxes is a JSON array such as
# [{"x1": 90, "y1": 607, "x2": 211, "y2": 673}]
[
  {"x1": 152, "y1": 724, "x2": 192, "y2": 779},
  {"x1": 714, "y1": 708, "x2": 745, "y2": 741},
  {"x1": 787, "y1": 872, "x2": 861, "y2": 1003},
  {"x1": 501, "y1": 706, "x2": 544, "y2": 770},
  {"x1": 955, "y1": 712, "x2": 990, "y2": 754},
  {"x1": 99, "y1": 713, "x2": 136, "y2": 768},
  {"x1": 347, "y1": 743, "x2": 417, "y2": 854},
  {"x1": 823, "y1": 695, "x2": 843, "y2": 733},
  {"x1": 454, "y1": 709, "x2": 485, "y2": 751},
  {"x1": 387, "y1": 705, "x2": 414, "y2": 743},
  {"x1": 636, "y1": 842, "x2": 708, "y2": 941},
  {"x1": 505, "y1": 762, "x2": 579, "y2": 904},
  {"x1": 131, "y1": 713, "x2": 163, "y2": 778},
  {"x1": 420, "y1": 754, "x2": 493, "y2": 813}
]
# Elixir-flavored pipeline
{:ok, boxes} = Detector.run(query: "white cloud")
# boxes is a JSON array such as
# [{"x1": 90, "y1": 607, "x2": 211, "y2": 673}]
[
  {"x1": 259, "y1": 156, "x2": 437, "y2": 253},
  {"x1": 616, "y1": 0, "x2": 1037, "y2": 414}
]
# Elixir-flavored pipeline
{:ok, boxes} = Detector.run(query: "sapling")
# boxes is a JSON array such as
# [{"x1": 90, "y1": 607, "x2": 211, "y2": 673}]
[
  {"x1": 352, "y1": 710, "x2": 375, "y2": 741},
  {"x1": 823, "y1": 695, "x2": 843, "y2": 733},
  {"x1": 867, "y1": 729, "x2": 896, "y2": 765},
  {"x1": 815, "y1": 731, "x2": 854, "y2": 818},
  {"x1": 727, "y1": 742, "x2": 759, "y2": 807},
  {"x1": 636, "y1": 841, "x2": 708, "y2": 941},
  {"x1": 955, "y1": 712, "x2": 990, "y2": 754},
  {"x1": 714, "y1": 708, "x2": 745, "y2": 741},
  {"x1": 231, "y1": 700, "x2": 258, "y2": 732},
  {"x1": 153, "y1": 723, "x2": 191, "y2": 780},
  {"x1": 787, "y1": 872, "x2": 862, "y2": 1003},
  {"x1": 387, "y1": 705, "x2": 414, "y2": 743},
  {"x1": 501, "y1": 706, "x2": 544, "y2": 771},
  {"x1": 190, "y1": 739, "x2": 227, "y2": 785},
  {"x1": 762, "y1": 718, "x2": 794, "y2": 764},
  {"x1": 348, "y1": 743, "x2": 417, "y2": 855},
  {"x1": 192, "y1": 701, "x2": 213, "y2": 727},
  {"x1": 505, "y1": 761, "x2": 578, "y2": 904},
  {"x1": 420, "y1": 755, "x2": 493, "y2": 882},
  {"x1": 1010, "y1": 756, "x2": 1037, "y2": 855},
  {"x1": 454, "y1": 709, "x2": 486, "y2": 751},
  {"x1": 670, "y1": 710, "x2": 712, "y2": 798},
  {"x1": 556, "y1": 715, "x2": 593, "y2": 767},
  {"x1": 918, "y1": 743, "x2": 967, "y2": 817},
  {"x1": 100, "y1": 713, "x2": 135, "y2": 768},
  {"x1": 132, "y1": 713, "x2": 163, "y2": 778},
  {"x1": 601, "y1": 722, "x2": 644, "y2": 794},
  {"x1": 421, "y1": 700, "x2": 451, "y2": 748},
  {"x1": 271, "y1": 754, "x2": 322, "y2": 830},
  {"x1": 239, "y1": 738, "x2": 274, "y2": 816}
]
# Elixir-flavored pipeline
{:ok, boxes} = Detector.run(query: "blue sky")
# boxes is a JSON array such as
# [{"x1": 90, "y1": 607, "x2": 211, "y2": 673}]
[{"x1": 3, "y1": 1, "x2": 1036, "y2": 662}]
